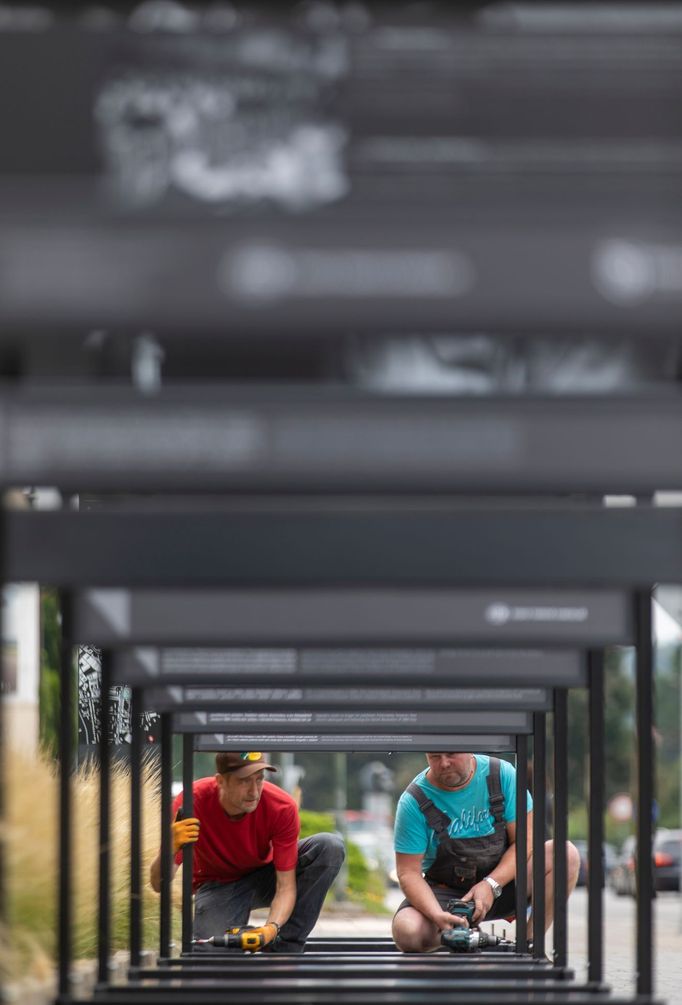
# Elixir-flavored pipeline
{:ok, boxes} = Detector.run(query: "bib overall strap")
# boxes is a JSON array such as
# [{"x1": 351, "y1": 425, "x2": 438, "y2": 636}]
[
  {"x1": 486, "y1": 757, "x2": 506, "y2": 830},
  {"x1": 406, "y1": 781, "x2": 453, "y2": 845}
]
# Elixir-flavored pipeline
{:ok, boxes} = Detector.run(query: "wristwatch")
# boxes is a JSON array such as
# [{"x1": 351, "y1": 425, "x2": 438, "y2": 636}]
[{"x1": 483, "y1": 875, "x2": 502, "y2": 899}]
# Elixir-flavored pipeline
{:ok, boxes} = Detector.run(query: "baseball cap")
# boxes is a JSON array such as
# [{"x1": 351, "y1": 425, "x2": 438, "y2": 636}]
[{"x1": 215, "y1": 751, "x2": 278, "y2": 778}]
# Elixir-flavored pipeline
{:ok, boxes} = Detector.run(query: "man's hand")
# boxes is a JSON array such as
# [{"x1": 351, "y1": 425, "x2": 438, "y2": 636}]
[
  {"x1": 243, "y1": 922, "x2": 279, "y2": 953},
  {"x1": 432, "y1": 909, "x2": 469, "y2": 932},
  {"x1": 461, "y1": 881, "x2": 495, "y2": 924},
  {"x1": 172, "y1": 814, "x2": 200, "y2": 855}
]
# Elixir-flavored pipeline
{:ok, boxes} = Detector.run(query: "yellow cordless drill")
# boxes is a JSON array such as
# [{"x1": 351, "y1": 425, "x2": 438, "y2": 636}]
[{"x1": 193, "y1": 923, "x2": 278, "y2": 952}]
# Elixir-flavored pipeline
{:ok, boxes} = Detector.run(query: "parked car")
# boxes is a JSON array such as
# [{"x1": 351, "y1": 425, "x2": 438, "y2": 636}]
[
  {"x1": 607, "y1": 830, "x2": 681, "y2": 896},
  {"x1": 652, "y1": 829, "x2": 682, "y2": 892},
  {"x1": 607, "y1": 836, "x2": 636, "y2": 897},
  {"x1": 574, "y1": 839, "x2": 618, "y2": 887}
]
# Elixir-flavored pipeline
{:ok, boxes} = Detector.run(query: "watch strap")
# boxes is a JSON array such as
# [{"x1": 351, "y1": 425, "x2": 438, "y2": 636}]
[{"x1": 484, "y1": 875, "x2": 502, "y2": 898}]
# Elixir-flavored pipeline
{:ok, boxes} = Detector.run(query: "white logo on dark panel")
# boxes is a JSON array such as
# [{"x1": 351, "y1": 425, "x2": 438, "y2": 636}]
[
  {"x1": 485, "y1": 604, "x2": 589, "y2": 625},
  {"x1": 485, "y1": 604, "x2": 512, "y2": 625}
]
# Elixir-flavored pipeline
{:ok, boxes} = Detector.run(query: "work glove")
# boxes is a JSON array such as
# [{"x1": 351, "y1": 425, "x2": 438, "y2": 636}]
[
  {"x1": 243, "y1": 922, "x2": 280, "y2": 953},
  {"x1": 172, "y1": 812, "x2": 200, "y2": 854}
]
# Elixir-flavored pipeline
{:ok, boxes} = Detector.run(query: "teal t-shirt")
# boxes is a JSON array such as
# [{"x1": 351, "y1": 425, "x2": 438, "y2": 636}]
[{"x1": 393, "y1": 755, "x2": 533, "y2": 873}]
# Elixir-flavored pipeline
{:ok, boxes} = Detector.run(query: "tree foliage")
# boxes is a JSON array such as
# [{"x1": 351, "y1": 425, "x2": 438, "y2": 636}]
[{"x1": 38, "y1": 589, "x2": 61, "y2": 760}]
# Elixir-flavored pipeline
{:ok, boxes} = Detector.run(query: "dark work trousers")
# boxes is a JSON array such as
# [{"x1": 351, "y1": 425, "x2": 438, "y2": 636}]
[{"x1": 193, "y1": 832, "x2": 345, "y2": 953}]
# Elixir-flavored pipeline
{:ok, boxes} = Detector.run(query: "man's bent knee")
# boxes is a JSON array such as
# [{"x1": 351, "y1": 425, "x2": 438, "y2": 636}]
[
  {"x1": 543, "y1": 839, "x2": 581, "y2": 890},
  {"x1": 305, "y1": 831, "x2": 346, "y2": 868},
  {"x1": 566, "y1": 840, "x2": 581, "y2": 889},
  {"x1": 392, "y1": 909, "x2": 440, "y2": 954}
]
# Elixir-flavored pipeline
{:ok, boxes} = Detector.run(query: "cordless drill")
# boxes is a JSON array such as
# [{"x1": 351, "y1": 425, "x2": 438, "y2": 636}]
[
  {"x1": 440, "y1": 899, "x2": 513, "y2": 953},
  {"x1": 193, "y1": 926, "x2": 270, "y2": 951}
]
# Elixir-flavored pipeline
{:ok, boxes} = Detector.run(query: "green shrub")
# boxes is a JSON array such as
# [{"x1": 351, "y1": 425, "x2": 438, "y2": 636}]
[
  {"x1": 298, "y1": 810, "x2": 389, "y2": 914},
  {"x1": 298, "y1": 810, "x2": 336, "y2": 839}
]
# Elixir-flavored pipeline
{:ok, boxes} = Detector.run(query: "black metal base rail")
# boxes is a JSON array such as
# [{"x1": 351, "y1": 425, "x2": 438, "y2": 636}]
[
  {"x1": 132, "y1": 962, "x2": 575, "y2": 982},
  {"x1": 60, "y1": 986, "x2": 665, "y2": 1005},
  {"x1": 93, "y1": 977, "x2": 607, "y2": 995}
]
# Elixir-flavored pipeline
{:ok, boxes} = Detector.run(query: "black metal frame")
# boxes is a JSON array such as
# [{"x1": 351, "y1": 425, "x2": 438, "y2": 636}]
[
  {"x1": 57, "y1": 590, "x2": 74, "y2": 1001},
  {"x1": 0, "y1": 502, "x2": 661, "y2": 1004},
  {"x1": 95, "y1": 647, "x2": 596, "y2": 995},
  {"x1": 129, "y1": 687, "x2": 143, "y2": 971}
]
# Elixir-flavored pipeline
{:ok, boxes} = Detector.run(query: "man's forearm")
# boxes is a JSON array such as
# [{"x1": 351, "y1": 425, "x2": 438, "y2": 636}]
[
  {"x1": 398, "y1": 872, "x2": 443, "y2": 924},
  {"x1": 149, "y1": 853, "x2": 162, "y2": 893},
  {"x1": 486, "y1": 842, "x2": 520, "y2": 889},
  {"x1": 267, "y1": 883, "x2": 296, "y2": 929},
  {"x1": 149, "y1": 852, "x2": 179, "y2": 893}
]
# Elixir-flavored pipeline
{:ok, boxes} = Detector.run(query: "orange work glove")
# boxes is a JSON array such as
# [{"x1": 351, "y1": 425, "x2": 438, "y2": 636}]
[
  {"x1": 242, "y1": 922, "x2": 280, "y2": 953},
  {"x1": 172, "y1": 813, "x2": 200, "y2": 854}
]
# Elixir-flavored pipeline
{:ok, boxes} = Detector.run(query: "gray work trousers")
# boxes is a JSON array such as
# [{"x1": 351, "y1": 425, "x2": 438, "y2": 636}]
[{"x1": 193, "y1": 832, "x2": 345, "y2": 954}]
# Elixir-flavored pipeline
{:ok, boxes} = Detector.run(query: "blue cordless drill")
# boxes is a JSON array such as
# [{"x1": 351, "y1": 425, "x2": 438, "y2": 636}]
[{"x1": 440, "y1": 899, "x2": 513, "y2": 952}]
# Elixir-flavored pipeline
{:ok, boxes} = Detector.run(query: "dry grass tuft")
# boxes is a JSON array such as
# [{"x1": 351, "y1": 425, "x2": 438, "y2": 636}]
[{"x1": 5, "y1": 745, "x2": 180, "y2": 978}]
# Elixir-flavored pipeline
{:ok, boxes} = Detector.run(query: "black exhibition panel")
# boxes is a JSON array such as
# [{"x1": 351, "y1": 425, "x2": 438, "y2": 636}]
[
  {"x1": 172, "y1": 709, "x2": 533, "y2": 735},
  {"x1": 112, "y1": 647, "x2": 585, "y2": 688},
  {"x1": 70, "y1": 585, "x2": 632, "y2": 647},
  {"x1": 1, "y1": 200, "x2": 682, "y2": 339},
  {"x1": 140, "y1": 683, "x2": 553, "y2": 712},
  {"x1": 192, "y1": 733, "x2": 517, "y2": 754},
  {"x1": 1, "y1": 6, "x2": 681, "y2": 345},
  {"x1": 6, "y1": 505, "x2": 682, "y2": 590},
  {"x1": 0, "y1": 389, "x2": 680, "y2": 495}
]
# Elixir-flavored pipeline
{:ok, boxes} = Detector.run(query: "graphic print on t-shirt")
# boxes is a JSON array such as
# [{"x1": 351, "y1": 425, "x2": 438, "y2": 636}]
[{"x1": 393, "y1": 754, "x2": 533, "y2": 873}]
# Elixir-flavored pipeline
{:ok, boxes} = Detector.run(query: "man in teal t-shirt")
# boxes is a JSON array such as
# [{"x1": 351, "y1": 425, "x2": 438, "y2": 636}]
[{"x1": 392, "y1": 752, "x2": 579, "y2": 953}]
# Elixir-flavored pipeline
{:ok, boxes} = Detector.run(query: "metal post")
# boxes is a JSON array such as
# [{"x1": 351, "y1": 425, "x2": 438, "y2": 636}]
[
  {"x1": 129, "y1": 687, "x2": 142, "y2": 971},
  {"x1": 635, "y1": 591, "x2": 655, "y2": 998},
  {"x1": 97, "y1": 650, "x2": 112, "y2": 986},
  {"x1": 553, "y1": 688, "x2": 568, "y2": 969},
  {"x1": 181, "y1": 733, "x2": 194, "y2": 955},
  {"x1": 279, "y1": 751, "x2": 295, "y2": 792},
  {"x1": 515, "y1": 733, "x2": 528, "y2": 953},
  {"x1": 58, "y1": 590, "x2": 74, "y2": 1000},
  {"x1": 587, "y1": 650, "x2": 605, "y2": 985},
  {"x1": 532, "y1": 712, "x2": 546, "y2": 958},
  {"x1": 679, "y1": 641, "x2": 682, "y2": 936},
  {"x1": 333, "y1": 752, "x2": 348, "y2": 900},
  {"x1": 159, "y1": 713, "x2": 173, "y2": 959},
  {"x1": 0, "y1": 505, "x2": 5, "y2": 930}
]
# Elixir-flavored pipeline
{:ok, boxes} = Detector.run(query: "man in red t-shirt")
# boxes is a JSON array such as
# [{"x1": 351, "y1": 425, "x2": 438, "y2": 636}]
[{"x1": 149, "y1": 751, "x2": 345, "y2": 954}]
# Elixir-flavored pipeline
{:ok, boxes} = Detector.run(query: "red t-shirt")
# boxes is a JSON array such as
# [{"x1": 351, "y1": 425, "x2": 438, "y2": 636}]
[{"x1": 172, "y1": 777, "x2": 300, "y2": 891}]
